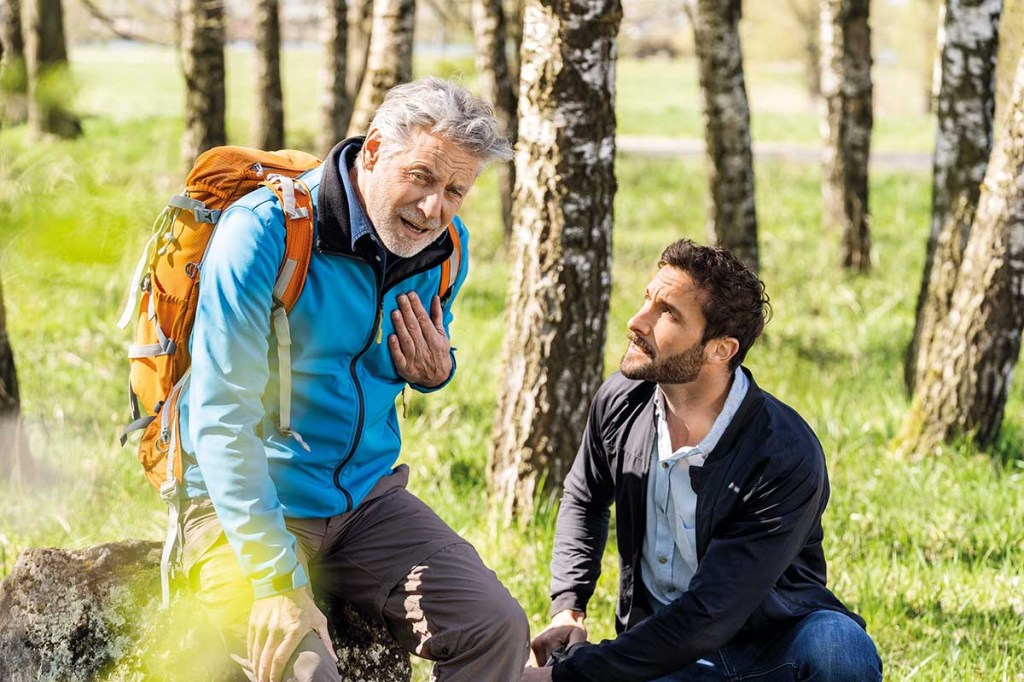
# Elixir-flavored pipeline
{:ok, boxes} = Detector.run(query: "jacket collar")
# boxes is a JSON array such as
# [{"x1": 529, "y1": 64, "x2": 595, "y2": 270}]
[
  {"x1": 628, "y1": 367, "x2": 766, "y2": 472},
  {"x1": 316, "y1": 136, "x2": 456, "y2": 290},
  {"x1": 316, "y1": 136, "x2": 363, "y2": 256},
  {"x1": 703, "y1": 367, "x2": 765, "y2": 467}
]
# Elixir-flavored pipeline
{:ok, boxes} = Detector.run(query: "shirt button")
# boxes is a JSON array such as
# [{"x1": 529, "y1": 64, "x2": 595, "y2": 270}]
[
  {"x1": 661, "y1": 461, "x2": 669, "y2": 469},
  {"x1": 667, "y1": 586, "x2": 677, "y2": 593},
  {"x1": 658, "y1": 556, "x2": 668, "y2": 565}
]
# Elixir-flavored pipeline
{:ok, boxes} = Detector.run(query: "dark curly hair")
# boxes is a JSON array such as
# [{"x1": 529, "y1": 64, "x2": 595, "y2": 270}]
[{"x1": 658, "y1": 239, "x2": 772, "y2": 370}]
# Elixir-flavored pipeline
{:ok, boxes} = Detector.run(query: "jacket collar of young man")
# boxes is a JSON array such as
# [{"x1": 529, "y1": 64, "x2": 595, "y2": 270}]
[{"x1": 316, "y1": 136, "x2": 456, "y2": 289}]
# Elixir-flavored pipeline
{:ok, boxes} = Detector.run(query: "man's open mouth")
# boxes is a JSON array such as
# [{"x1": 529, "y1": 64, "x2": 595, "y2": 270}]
[
  {"x1": 627, "y1": 334, "x2": 653, "y2": 357},
  {"x1": 400, "y1": 217, "x2": 429, "y2": 235}
]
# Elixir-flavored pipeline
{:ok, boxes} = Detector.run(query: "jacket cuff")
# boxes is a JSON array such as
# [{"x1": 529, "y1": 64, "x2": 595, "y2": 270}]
[
  {"x1": 551, "y1": 591, "x2": 588, "y2": 618},
  {"x1": 410, "y1": 349, "x2": 457, "y2": 393},
  {"x1": 252, "y1": 562, "x2": 309, "y2": 600},
  {"x1": 551, "y1": 656, "x2": 581, "y2": 682}
]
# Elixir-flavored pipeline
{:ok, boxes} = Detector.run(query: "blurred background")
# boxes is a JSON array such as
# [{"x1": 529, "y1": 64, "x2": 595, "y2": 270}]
[{"x1": 1, "y1": 0, "x2": 1023, "y2": 679}]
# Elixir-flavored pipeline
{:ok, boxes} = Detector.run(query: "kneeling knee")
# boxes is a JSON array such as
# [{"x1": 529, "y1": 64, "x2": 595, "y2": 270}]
[
  {"x1": 796, "y1": 613, "x2": 882, "y2": 681},
  {"x1": 483, "y1": 591, "x2": 530, "y2": 650}
]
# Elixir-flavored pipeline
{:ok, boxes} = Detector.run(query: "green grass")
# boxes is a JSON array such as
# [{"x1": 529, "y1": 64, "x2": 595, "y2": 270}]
[{"x1": 2, "y1": 49, "x2": 1022, "y2": 681}]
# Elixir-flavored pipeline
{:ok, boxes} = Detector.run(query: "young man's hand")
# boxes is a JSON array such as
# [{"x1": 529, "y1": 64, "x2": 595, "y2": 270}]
[
  {"x1": 528, "y1": 609, "x2": 588, "y2": 668},
  {"x1": 389, "y1": 292, "x2": 452, "y2": 387},
  {"x1": 247, "y1": 587, "x2": 337, "y2": 682}
]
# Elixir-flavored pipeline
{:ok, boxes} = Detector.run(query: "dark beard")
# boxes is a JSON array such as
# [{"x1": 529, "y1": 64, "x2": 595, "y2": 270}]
[{"x1": 620, "y1": 337, "x2": 705, "y2": 384}]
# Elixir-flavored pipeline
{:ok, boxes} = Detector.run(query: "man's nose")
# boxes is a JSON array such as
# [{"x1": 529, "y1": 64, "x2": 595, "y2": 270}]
[
  {"x1": 627, "y1": 306, "x2": 651, "y2": 336},
  {"x1": 418, "y1": 190, "x2": 444, "y2": 222}
]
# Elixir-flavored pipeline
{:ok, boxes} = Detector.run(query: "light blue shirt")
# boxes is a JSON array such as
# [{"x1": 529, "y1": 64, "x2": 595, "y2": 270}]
[
  {"x1": 640, "y1": 367, "x2": 749, "y2": 607},
  {"x1": 338, "y1": 145, "x2": 375, "y2": 247},
  {"x1": 338, "y1": 145, "x2": 395, "y2": 273}
]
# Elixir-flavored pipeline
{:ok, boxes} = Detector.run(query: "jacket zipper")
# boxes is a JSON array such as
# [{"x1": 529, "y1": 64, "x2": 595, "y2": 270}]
[
  {"x1": 326, "y1": 241, "x2": 455, "y2": 509},
  {"x1": 331, "y1": 260, "x2": 380, "y2": 511}
]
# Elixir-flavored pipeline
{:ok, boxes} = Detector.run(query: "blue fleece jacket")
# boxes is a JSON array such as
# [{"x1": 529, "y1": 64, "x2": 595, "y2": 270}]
[{"x1": 179, "y1": 139, "x2": 468, "y2": 599}]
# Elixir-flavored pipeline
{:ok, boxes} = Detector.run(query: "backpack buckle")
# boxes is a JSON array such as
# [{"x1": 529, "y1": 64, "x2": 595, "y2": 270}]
[
  {"x1": 159, "y1": 479, "x2": 178, "y2": 503},
  {"x1": 192, "y1": 207, "x2": 221, "y2": 224}
]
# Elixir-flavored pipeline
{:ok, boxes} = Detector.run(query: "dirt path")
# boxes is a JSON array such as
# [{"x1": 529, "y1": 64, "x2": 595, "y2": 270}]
[{"x1": 617, "y1": 136, "x2": 931, "y2": 171}]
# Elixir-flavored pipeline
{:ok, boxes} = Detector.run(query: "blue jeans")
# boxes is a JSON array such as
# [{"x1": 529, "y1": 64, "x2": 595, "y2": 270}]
[{"x1": 652, "y1": 611, "x2": 882, "y2": 681}]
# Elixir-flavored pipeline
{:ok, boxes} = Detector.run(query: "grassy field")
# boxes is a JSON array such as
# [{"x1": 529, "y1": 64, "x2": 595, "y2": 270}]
[{"x1": 1, "y1": 48, "x2": 1023, "y2": 680}]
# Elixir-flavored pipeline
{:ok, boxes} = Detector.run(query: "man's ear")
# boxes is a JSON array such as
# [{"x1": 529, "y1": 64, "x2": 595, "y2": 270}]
[
  {"x1": 706, "y1": 337, "x2": 740, "y2": 368},
  {"x1": 361, "y1": 128, "x2": 383, "y2": 171}
]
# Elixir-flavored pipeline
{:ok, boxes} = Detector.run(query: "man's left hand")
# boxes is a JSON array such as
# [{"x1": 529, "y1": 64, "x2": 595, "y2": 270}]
[
  {"x1": 389, "y1": 292, "x2": 452, "y2": 387},
  {"x1": 520, "y1": 668, "x2": 553, "y2": 681}
]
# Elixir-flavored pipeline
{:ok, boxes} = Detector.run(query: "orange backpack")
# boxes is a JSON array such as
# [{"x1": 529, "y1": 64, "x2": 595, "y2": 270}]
[
  {"x1": 118, "y1": 146, "x2": 464, "y2": 493},
  {"x1": 118, "y1": 147, "x2": 322, "y2": 495}
]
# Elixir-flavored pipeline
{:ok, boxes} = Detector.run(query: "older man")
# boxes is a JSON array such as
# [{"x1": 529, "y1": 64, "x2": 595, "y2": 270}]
[
  {"x1": 524, "y1": 240, "x2": 881, "y2": 681},
  {"x1": 179, "y1": 78, "x2": 529, "y2": 682}
]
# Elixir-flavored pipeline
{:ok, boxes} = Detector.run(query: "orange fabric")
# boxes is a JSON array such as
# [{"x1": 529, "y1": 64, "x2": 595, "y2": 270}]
[
  {"x1": 439, "y1": 223, "x2": 461, "y2": 300},
  {"x1": 186, "y1": 147, "x2": 321, "y2": 206},
  {"x1": 127, "y1": 147, "x2": 320, "y2": 489},
  {"x1": 264, "y1": 177, "x2": 315, "y2": 312},
  {"x1": 128, "y1": 146, "x2": 462, "y2": 491}
]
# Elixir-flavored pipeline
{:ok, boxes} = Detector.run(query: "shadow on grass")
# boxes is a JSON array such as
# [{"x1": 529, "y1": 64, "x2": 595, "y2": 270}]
[{"x1": 991, "y1": 422, "x2": 1024, "y2": 467}]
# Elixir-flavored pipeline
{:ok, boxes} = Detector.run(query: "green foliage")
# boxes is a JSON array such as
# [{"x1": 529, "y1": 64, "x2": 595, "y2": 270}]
[{"x1": 0, "y1": 48, "x2": 1021, "y2": 681}]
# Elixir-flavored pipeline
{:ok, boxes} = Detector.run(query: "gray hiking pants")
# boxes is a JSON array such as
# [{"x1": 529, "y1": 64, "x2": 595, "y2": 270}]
[{"x1": 180, "y1": 465, "x2": 530, "y2": 681}]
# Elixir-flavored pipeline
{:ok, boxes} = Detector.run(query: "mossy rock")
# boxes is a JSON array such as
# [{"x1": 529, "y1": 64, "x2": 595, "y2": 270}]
[{"x1": 0, "y1": 540, "x2": 411, "y2": 681}]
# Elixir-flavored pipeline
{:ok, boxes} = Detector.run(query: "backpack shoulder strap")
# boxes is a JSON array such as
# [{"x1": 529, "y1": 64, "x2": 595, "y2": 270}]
[
  {"x1": 260, "y1": 172, "x2": 315, "y2": 452},
  {"x1": 263, "y1": 173, "x2": 315, "y2": 311},
  {"x1": 438, "y1": 222, "x2": 462, "y2": 304}
]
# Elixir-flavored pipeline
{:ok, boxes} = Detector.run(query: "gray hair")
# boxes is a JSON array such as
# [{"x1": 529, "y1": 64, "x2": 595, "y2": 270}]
[{"x1": 368, "y1": 77, "x2": 513, "y2": 165}]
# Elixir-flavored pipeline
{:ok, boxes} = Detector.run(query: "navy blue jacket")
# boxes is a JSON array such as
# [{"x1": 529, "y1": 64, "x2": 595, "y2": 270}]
[{"x1": 550, "y1": 369, "x2": 863, "y2": 681}]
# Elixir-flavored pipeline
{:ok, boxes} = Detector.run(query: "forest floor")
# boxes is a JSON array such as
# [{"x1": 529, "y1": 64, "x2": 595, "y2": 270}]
[{"x1": 0, "y1": 50, "x2": 1022, "y2": 681}]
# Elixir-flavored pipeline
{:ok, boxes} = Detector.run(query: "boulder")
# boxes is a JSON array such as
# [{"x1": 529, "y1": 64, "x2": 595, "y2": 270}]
[{"x1": 0, "y1": 540, "x2": 411, "y2": 681}]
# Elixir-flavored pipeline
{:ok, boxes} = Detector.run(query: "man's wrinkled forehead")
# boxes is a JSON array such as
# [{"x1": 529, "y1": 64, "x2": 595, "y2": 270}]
[
  {"x1": 380, "y1": 126, "x2": 486, "y2": 177},
  {"x1": 649, "y1": 265, "x2": 701, "y2": 300}
]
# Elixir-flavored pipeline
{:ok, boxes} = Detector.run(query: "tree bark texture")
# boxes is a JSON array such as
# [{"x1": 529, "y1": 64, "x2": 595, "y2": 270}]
[
  {"x1": 1, "y1": 0, "x2": 27, "y2": 125},
  {"x1": 820, "y1": 0, "x2": 872, "y2": 271},
  {"x1": 318, "y1": 0, "x2": 348, "y2": 157},
  {"x1": 691, "y1": 0, "x2": 759, "y2": 273},
  {"x1": 489, "y1": 0, "x2": 622, "y2": 522},
  {"x1": 346, "y1": 0, "x2": 373, "y2": 103},
  {"x1": 0, "y1": 0, "x2": 21, "y2": 59},
  {"x1": 899, "y1": 55, "x2": 1024, "y2": 455},
  {"x1": 906, "y1": 0, "x2": 1002, "y2": 393},
  {"x1": 506, "y1": 0, "x2": 524, "y2": 94},
  {"x1": 253, "y1": 0, "x2": 285, "y2": 150},
  {"x1": 181, "y1": 0, "x2": 226, "y2": 166},
  {"x1": 347, "y1": 0, "x2": 414, "y2": 137},
  {"x1": 472, "y1": 0, "x2": 518, "y2": 239},
  {"x1": 23, "y1": 0, "x2": 79, "y2": 138},
  {"x1": 0, "y1": 277, "x2": 31, "y2": 481}
]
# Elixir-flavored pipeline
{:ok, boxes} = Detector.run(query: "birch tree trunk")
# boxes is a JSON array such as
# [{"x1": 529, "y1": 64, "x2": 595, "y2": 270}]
[
  {"x1": 472, "y1": 0, "x2": 518, "y2": 238},
  {"x1": 489, "y1": 0, "x2": 622, "y2": 523},
  {"x1": 1, "y1": 0, "x2": 28, "y2": 125},
  {"x1": 346, "y1": 0, "x2": 373, "y2": 103},
  {"x1": 506, "y1": 0, "x2": 524, "y2": 93},
  {"x1": 905, "y1": 0, "x2": 1002, "y2": 392},
  {"x1": 181, "y1": 0, "x2": 226, "y2": 166},
  {"x1": 0, "y1": 278, "x2": 31, "y2": 481},
  {"x1": 690, "y1": 0, "x2": 758, "y2": 272},
  {"x1": 24, "y1": 0, "x2": 80, "y2": 138},
  {"x1": 318, "y1": 0, "x2": 348, "y2": 156},
  {"x1": 253, "y1": 0, "x2": 284, "y2": 150},
  {"x1": 347, "y1": 0, "x2": 414, "y2": 136},
  {"x1": 898, "y1": 54, "x2": 1024, "y2": 456},
  {"x1": 820, "y1": 0, "x2": 872, "y2": 271}
]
